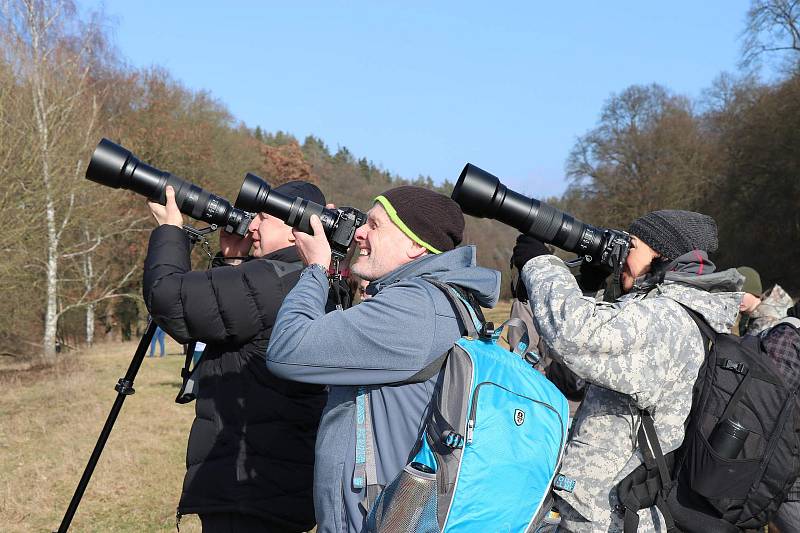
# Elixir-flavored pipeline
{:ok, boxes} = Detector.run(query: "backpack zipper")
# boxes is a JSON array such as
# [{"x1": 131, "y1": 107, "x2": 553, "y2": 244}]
[
  {"x1": 756, "y1": 389, "x2": 796, "y2": 482},
  {"x1": 466, "y1": 381, "x2": 564, "y2": 446}
]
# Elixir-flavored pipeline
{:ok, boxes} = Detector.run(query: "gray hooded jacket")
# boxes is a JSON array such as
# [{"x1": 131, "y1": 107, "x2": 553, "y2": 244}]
[
  {"x1": 267, "y1": 246, "x2": 500, "y2": 533},
  {"x1": 522, "y1": 251, "x2": 743, "y2": 532}
]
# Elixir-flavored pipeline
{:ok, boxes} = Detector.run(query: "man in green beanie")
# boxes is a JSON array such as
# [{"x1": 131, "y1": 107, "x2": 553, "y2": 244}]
[
  {"x1": 736, "y1": 266, "x2": 794, "y2": 336},
  {"x1": 266, "y1": 186, "x2": 500, "y2": 533}
]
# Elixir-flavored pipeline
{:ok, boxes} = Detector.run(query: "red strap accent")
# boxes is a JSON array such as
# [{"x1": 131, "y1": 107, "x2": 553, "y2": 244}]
[
  {"x1": 693, "y1": 250, "x2": 704, "y2": 275},
  {"x1": 329, "y1": 267, "x2": 351, "y2": 278}
]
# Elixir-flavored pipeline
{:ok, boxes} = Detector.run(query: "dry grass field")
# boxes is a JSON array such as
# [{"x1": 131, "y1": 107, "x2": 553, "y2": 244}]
[
  {"x1": 0, "y1": 301, "x2": 514, "y2": 532},
  {"x1": 0, "y1": 338, "x2": 202, "y2": 533}
]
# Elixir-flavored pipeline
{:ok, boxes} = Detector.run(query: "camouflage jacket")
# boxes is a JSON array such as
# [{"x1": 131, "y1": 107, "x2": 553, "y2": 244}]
[
  {"x1": 743, "y1": 284, "x2": 794, "y2": 335},
  {"x1": 522, "y1": 254, "x2": 742, "y2": 532}
]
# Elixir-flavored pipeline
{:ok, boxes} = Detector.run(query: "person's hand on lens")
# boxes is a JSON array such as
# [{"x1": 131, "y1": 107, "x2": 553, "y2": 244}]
[
  {"x1": 293, "y1": 215, "x2": 332, "y2": 269},
  {"x1": 511, "y1": 234, "x2": 550, "y2": 271},
  {"x1": 147, "y1": 186, "x2": 183, "y2": 227}
]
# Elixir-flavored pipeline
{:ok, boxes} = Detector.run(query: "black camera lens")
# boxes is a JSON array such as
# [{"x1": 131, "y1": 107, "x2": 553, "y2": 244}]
[
  {"x1": 85, "y1": 139, "x2": 253, "y2": 236},
  {"x1": 452, "y1": 163, "x2": 605, "y2": 260},
  {"x1": 236, "y1": 173, "x2": 326, "y2": 235},
  {"x1": 235, "y1": 173, "x2": 366, "y2": 259}
]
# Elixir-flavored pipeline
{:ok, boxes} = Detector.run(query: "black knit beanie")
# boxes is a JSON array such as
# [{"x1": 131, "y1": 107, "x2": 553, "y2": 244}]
[
  {"x1": 628, "y1": 210, "x2": 718, "y2": 260},
  {"x1": 375, "y1": 186, "x2": 464, "y2": 253},
  {"x1": 274, "y1": 181, "x2": 326, "y2": 206}
]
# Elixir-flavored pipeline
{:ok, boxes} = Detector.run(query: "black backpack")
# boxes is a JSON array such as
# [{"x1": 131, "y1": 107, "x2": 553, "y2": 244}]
[{"x1": 617, "y1": 307, "x2": 800, "y2": 533}]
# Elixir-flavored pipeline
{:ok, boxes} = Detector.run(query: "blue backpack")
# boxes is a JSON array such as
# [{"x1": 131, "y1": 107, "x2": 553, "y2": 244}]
[{"x1": 365, "y1": 280, "x2": 569, "y2": 532}]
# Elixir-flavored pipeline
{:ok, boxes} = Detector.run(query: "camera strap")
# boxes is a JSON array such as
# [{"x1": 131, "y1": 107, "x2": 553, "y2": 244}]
[
  {"x1": 605, "y1": 237, "x2": 631, "y2": 302},
  {"x1": 328, "y1": 256, "x2": 353, "y2": 310}
]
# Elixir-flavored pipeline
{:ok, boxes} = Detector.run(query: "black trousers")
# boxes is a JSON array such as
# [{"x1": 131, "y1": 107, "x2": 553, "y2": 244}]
[{"x1": 199, "y1": 512, "x2": 301, "y2": 533}]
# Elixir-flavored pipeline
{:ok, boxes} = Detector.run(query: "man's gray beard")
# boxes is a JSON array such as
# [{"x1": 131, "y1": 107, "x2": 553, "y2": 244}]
[{"x1": 351, "y1": 262, "x2": 380, "y2": 282}]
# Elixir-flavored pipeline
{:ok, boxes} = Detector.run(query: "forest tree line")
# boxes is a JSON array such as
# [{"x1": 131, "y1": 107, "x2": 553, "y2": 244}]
[{"x1": 0, "y1": 0, "x2": 797, "y2": 359}]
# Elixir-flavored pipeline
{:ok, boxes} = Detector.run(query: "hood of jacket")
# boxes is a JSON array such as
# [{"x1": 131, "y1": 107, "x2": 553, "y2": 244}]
[
  {"x1": 368, "y1": 245, "x2": 501, "y2": 308},
  {"x1": 630, "y1": 250, "x2": 743, "y2": 334}
]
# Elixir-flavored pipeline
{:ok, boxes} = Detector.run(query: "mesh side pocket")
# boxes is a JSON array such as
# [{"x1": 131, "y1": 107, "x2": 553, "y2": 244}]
[{"x1": 365, "y1": 464, "x2": 440, "y2": 533}]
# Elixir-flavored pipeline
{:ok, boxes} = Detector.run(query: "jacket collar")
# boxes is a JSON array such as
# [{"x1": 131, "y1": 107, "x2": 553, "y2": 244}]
[
  {"x1": 260, "y1": 245, "x2": 301, "y2": 264},
  {"x1": 367, "y1": 246, "x2": 500, "y2": 308}
]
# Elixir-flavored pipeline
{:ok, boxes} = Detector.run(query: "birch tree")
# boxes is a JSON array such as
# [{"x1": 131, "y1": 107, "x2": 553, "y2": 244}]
[{"x1": 0, "y1": 0, "x2": 107, "y2": 357}]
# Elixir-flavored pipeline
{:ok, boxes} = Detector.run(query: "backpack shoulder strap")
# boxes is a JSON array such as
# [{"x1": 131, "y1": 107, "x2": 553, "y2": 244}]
[
  {"x1": 397, "y1": 279, "x2": 483, "y2": 386},
  {"x1": 621, "y1": 411, "x2": 679, "y2": 533},
  {"x1": 422, "y1": 278, "x2": 482, "y2": 337},
  {"x1": 675, "y1": 302, "x2": 718, "y2": 346}
]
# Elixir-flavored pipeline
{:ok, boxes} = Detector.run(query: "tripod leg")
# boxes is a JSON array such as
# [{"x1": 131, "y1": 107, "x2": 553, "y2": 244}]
[{"x1": 55, "y1": 320, "x2": 157, "y2": 533}]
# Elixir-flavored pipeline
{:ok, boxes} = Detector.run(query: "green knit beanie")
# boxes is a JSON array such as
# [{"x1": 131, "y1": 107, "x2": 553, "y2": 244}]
[{"x1": 736, "y1": 266, "x2": 763, "y2": 296}]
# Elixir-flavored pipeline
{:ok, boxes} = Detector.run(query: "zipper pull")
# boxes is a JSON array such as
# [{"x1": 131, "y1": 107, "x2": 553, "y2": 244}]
[{"x1": 466, "y1": 419, "x2": 475, "y2": 444}]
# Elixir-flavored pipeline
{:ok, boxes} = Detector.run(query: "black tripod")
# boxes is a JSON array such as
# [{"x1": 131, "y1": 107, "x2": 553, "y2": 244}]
[
  {"x1": 54, "y1": 224, "x2": 217, "y2": 532},
  {"x1": 54, "y1": 320, "x2": 157, "y2": 532},
  {"x1": 54, "y1": 224, "x2": 353, "y2": 531}
]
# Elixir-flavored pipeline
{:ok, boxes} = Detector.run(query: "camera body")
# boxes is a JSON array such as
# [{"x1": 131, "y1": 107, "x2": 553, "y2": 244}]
[
  {"x1": 235, "y1": 173, "x2": 366, "y2": 260},
  {"x1": 85, "y1": 139, "x2": 254, "y2": 236},
  {"x1": 326, "y1": 207, "x2": 368, "y2": 260}
]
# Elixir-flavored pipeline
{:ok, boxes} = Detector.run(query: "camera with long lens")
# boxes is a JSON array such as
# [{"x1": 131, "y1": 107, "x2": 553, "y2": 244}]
[
  {"x1": 451, "y1": 163, "x2": 631, "y2": 293},
  {"x1": 85, "y1": 138, "x2": 254, "y2": 236},
  {"x1": 235, "y1": 173, "x2": 367, "y2": 260}
]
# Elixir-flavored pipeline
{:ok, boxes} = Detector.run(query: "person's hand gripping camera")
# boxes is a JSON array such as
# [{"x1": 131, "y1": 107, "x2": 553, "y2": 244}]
[{"x1": 293, "y1": 203, "x2": 338, "y2": 270}]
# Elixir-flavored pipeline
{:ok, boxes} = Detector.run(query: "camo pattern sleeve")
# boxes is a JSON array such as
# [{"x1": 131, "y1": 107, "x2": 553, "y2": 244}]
[{"x1": 520, "y1": 254, "x2": 696, "y2": 408}]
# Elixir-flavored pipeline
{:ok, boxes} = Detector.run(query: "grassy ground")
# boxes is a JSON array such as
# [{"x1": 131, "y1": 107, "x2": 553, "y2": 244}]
[
  {"x1": 482, "y1": 299, "x2": 513, "y2": 327},
  {"x1": 0, "y1": 338, "x2": 201, "y2": 533},
  {"x1": 0, "y1": 301, "x2": 514, "y2": 533},
  {"x1": 483, "y1": 299, "x2": 513, "y2": 348}
]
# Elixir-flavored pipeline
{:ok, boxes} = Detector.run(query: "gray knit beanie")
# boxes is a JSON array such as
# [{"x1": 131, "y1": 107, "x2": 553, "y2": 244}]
[{"x1": 628, "y1": 210, "x2": 718, "y2": 260}]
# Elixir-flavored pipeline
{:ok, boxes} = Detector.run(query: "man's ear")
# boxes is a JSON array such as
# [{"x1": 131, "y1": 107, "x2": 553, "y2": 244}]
[{"x1": 406, "y1": 241, "x2": 428, "y2": 260}]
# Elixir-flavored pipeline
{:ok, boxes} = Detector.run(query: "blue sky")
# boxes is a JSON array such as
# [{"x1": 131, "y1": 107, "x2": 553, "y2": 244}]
[{"x1": 84, "y1": 1, "x2": 753, "y2": 198}]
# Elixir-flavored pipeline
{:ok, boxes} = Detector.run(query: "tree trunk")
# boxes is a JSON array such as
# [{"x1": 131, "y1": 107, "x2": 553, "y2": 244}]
[
  {"x1": 85, "y1": 303, "x2": 95, "y2": 346},
  {"x1": 82, "y1": 233, "x2": 95, "y2": 346},
  {"x1": 42, "y1": 178, "x2": 58, "y2": 359}
]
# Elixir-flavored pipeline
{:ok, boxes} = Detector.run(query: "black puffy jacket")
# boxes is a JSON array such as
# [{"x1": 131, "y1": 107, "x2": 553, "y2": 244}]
[{"x1": 143, "y1": 225, "x2": 326, "y2": 531}]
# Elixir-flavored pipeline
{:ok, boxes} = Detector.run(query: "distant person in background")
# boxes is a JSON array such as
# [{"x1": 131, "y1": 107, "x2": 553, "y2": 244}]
[
  {"x1": 149, "y1": 325, "x2": 166, "y2": 357},
  {"x1": 736, "y1": 266, "x2": 794, "y2": 336},
  {"x1": 192, "y1": 341, "x2": 205, "y2": 366},
  {"x1": 355, "y1": 277, "x2": 371, "y2": 301}
]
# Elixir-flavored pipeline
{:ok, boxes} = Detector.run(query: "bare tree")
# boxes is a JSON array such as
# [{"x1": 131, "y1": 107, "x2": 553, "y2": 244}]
[
  {"x1": 566, "y1": 84, "x2": 715, "y2": 228},
  {"x1": 742, "y1": 0, "x2": 800, "y2": 68},
  {"x1": 0, "y1": 0, "x2": 108, "y2": 358}
]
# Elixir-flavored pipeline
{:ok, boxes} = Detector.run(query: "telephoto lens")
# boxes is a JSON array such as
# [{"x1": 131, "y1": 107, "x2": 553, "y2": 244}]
[
  {"x1": 235, "y1": 173, "x2": 366, "y2": 259},
  {"x1": 451, "y1": 163, "x2": 630, "y2": 268},
  {"x1": 85, "y1": 138, "x2": 253, "y2": 236}
]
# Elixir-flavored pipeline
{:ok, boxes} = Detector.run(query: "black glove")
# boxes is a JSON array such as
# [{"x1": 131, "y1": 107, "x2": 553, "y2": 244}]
[
  {"x1": 577, "y1": 260, "x2": 610, "y2": 294},
  {"x1": 511, "y1": 234, "x2": 550, "y2": 272}
]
